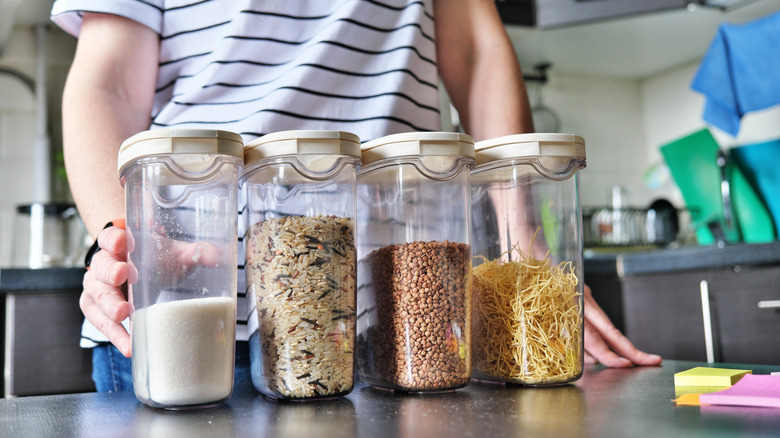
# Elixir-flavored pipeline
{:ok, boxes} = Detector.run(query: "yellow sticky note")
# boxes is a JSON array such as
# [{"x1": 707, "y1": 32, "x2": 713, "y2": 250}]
[
  {"x1": 675, "y1": 386, "x2": 729, "y2": 398},
  {"x1": 674, "y1": 367, "x2": 751, "y2": 387}
]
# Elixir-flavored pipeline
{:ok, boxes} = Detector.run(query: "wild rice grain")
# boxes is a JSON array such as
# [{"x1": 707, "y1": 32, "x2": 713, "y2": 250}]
[{"x1": 246, "y1": 215, "x2": 356, "y2": 399}]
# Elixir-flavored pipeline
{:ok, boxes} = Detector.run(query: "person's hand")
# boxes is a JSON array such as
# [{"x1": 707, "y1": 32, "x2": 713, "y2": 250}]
[
  {"x1": 80, "y1": 226, "x2": 227, "y2": 358},
  {"x1": 80, "y1": 225, "x2": 133, "y2": 357},
  {"x1": 583, "y1": 284, "x2": 662, "y2": 367}
]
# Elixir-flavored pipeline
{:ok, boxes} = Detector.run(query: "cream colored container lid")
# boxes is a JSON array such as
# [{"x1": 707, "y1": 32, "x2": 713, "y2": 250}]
[
  {"x1": 118, "y1": 128, "x2": 244, "y2": 174},
  {"x1": 244, "y1": 130, "x2": 361, "y2": 163},
  {"x1": 474, "y1": 133, "x2": 586, "y2": 165},
  {"x1": 360, "y1": 132, "x2": 475, "y2": 166}
]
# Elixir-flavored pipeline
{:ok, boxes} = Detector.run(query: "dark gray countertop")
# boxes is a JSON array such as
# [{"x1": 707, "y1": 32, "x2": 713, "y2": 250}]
[
  {"x1": 584, "y1": 241, "x2": 780, "y2": 278},
  {"x1": 0, "y1": 267, "x2": 85, "y2": 293},
  {"x1": 583, "y1": 251, "x2": 621, "y2": 275},
  {"x1": 2, "y1": 360, "x2": 779, "y2": 438},
  {"x1": 617, "y1": 241, "x2": 780, "y2": 277},
  {"x1": 8, "y1": 241, "x2": 780, "y2": 291}
]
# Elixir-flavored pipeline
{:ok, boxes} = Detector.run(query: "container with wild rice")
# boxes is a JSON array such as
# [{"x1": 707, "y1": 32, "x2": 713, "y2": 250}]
[
  {"x1": 356, "y1": 132, "x2": 475, "y2": 393},
  {"x1": 241, "y1": 130, "x2": 361, "y2": 400},
  {"x1": 470, "y1": 133, "x2": 586, "y2": 386}
]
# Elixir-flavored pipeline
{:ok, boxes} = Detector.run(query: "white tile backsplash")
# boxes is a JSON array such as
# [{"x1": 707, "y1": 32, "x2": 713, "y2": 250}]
[
  {"x1": 531, "y1": 73, "x2": 652, "y2": 208},
  {"x1": 0, "y1": 24, "x2": 75, "y2": 265},
  {"x1": 0, "y1": 161, "x2": 37, "y2": 264},
  {"x1": 0, "y1": 75, "x2": 36, "y2": 111},
  {"x1": 1, "y1": 110, "x2": 37, "y2": 161}
]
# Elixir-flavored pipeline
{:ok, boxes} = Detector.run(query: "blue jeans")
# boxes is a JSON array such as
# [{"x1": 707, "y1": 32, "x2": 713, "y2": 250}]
[{"x1": 92, "y1": 341, "x2": 251, "y2": 393}]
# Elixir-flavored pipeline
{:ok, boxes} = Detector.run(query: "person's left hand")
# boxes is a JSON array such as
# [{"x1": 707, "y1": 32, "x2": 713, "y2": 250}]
[{"x1": 583, "y1": 284, "x2": 663, "y2": 367}]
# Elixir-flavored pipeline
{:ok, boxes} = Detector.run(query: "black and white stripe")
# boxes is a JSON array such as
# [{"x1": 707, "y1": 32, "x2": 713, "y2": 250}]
[
  {"x1": 53, "y1": 0, "x2": 440, "y2": 143},
  {"x1": 52, "y1": 0, "x2": 441, "y2": 346}
]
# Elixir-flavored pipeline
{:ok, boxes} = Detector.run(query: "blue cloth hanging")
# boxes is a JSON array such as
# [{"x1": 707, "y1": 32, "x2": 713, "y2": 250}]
[{"x1": 691, "y1": 10, "x2": 780, "y2": 137}]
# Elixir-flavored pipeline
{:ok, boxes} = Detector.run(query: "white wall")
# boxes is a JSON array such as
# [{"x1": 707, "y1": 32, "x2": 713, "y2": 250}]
[
  {"x1": 528, "y1": 73, "x2": 651, "y2": 208},
  {"x1": 524, "y1": 59, "x2": 780, "y2": 212},
  {"x1": 0, "y1": 25, "x2": 76, "y2": 265}
]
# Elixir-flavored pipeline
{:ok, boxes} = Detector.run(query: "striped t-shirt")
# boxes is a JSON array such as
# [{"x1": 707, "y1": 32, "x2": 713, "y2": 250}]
[
  {"x1": 51, "y1": 0, "x2": 443, "y2": 346},
  {"x1": 52, "y1": 0, "x2": 441, "y2": 144}
]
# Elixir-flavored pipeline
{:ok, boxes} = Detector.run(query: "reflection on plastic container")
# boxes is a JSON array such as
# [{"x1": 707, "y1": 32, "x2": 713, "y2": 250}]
[
  {"x1": 465, "y1": 383, "x2": 585, "y2": 437},
  {"x1": 510, "y1": 385, "x2": 585, "y2": 436},
  {"x1": 397, "y1": 391, "x2": 477, "y2": 438},
  {"x1": 356, "y1": 385, "x2": 478, "y2": 438},
  {"x1": 253, "y1": 395, "x2": 356, "y2": 437},
  {"x1": 133, "y1": 404, "x2": 234, "y2": 438}
]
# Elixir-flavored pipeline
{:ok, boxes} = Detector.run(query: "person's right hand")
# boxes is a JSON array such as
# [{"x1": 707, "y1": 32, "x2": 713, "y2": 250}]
[
  {"x1": 80, "y1": 225, "x2": 133, "y2": 357},
  {"x1": 80, "y1": 225, "x2": 229, "y2": 358}
]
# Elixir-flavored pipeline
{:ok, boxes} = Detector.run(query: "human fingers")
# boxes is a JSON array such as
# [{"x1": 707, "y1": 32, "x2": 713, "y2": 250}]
[
  {"x1": 97, "y1": 225, "x2": 128, "y2": 260},
  {"x1": 81, "y1": 226, "x2": 132, "y2": 356},
  {"x1": 80, "y1": 271, "x2": 132, "y2": 357},
  {"x1": 583, "y1": 286, "x2": 662, "y2": 367},
  {"x1": 583, "y1": 316, "x2": 633, "y2": 368},
  {"x1": 173, "y1": 241, "x2": 226, "y2": 268},
  {"x1": 89, "y1": 240, "x2": 129, "y2": 290}
]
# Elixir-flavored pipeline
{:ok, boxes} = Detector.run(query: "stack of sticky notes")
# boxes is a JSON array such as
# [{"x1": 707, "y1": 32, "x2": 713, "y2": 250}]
[
  {"x1": 673, "y1": 367, "x2": 780, "y2": 409},
  {"x1": 673, "y1": 367, "x2": 751, "y2": 406}
]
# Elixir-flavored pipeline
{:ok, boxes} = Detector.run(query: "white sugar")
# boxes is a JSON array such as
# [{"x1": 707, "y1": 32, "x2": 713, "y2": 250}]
[{"x1": 133, "y1": 296, "x2": 236, "y2": 406}]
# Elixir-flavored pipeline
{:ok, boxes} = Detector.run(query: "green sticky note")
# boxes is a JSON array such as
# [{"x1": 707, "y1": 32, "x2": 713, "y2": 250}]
[{"x1": 674, "y1": 367, "x2": 751, "y2": 387}]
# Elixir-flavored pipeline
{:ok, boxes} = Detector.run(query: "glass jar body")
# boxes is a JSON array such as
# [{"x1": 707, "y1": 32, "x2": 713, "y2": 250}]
[
  {"x1": 124, "y1": 154, "x2": 241, "y2": 409},
  {"x1": 470, "y1": 156, "x2": 585, "y2": 386},
  {"x1": 356, "y1": 156, "x2": 474, "y2": 393},
  {"x1": 242, "y1": 156, "x2": 360, "y2": 400}
]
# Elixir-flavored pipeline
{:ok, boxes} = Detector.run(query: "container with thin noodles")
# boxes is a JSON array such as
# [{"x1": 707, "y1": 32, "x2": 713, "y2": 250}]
[{"x1": 470, "y1": 134, "x2": 585, "y2": 385}]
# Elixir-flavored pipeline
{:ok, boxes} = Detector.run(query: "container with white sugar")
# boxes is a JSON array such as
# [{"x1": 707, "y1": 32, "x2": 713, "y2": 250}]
[{"x1": 119, "y1": 129, "x2": 243, "y2": 409}]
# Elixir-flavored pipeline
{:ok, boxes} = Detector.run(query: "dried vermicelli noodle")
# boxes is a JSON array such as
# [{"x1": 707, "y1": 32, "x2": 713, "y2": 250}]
[{"x1": 472, "y1": 243, "x2": 582, "y2": 384}]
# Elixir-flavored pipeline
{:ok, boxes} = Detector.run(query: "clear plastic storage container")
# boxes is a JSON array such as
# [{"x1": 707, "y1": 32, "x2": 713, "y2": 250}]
[
  {"x1": 241, "y1": 130, "x2": 361, "y2": 400},
  {"x1": 119, "y1": 129, "x2": 243, "y2": 409},
  {"x1": 470, "y1": 133, "x2": 586, "y2": 386},
  {"x1": 356, "y1": 132, "x2": 475, "y2": 393}
]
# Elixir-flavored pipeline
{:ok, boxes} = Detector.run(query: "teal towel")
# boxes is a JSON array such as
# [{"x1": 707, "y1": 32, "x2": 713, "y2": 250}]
[{"x1": 691, "y1": 11, "x2": 780, "y2": 136}]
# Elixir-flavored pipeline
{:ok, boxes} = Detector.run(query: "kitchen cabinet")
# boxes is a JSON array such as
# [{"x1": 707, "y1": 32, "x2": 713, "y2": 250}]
[
  {"x1": 1, "y1": 268, "x2": 94, "y2": 398},
  {"x1": 501, "y1": 0, "x2": 780, "y2": 81},
  {"x1": 619, "y1": 244, "x2": 780, "y2": 365},
  {"x1": 497, "y1": 0, "x2": 689, "y2": 29},
  {"x1": 584, "y1": 253, "x2": 626, "y2": 333}
]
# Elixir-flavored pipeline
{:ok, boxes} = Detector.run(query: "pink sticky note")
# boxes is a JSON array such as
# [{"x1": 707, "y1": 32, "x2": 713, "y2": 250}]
[{"x1": 699, "y1": 374, "x2": 780, "y2": 409}]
